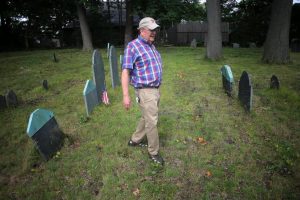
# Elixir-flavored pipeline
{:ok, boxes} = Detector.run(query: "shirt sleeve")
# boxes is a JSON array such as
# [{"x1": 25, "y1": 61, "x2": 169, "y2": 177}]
[{"x1": 122, "y1": 43, "x2": 135, "y2": 70}]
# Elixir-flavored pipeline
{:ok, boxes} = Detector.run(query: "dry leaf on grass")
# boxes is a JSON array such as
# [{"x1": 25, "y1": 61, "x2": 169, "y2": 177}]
[
  {"x1": 132, "y1": 188, "x2": 140, "y2": 197},
  {"x1": 205, "y1": 170, "x2": 212, "y2": 177},
  {"x1": 197, "y1": 137, "x2": 208, "y2": 145}
]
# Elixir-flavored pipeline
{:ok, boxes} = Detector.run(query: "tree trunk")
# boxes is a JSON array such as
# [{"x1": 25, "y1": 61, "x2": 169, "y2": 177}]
[
  {"x1": 262, "y1": 0, "x2": 293, "y2": 64},
  {"x1": 205, "y1": 0, "x2": 222, "y2": 60},
  {"x1": 124, "y1": 0, "x2": 133, "y2": 47},
  {"x1": 77, "y1": 3, "x2": 93, "y2": 51}
]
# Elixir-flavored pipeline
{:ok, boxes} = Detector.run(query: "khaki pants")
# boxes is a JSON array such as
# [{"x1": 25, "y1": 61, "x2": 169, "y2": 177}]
[{"x1": 131, "y1": 88, "x2": 160, "y2": 156}]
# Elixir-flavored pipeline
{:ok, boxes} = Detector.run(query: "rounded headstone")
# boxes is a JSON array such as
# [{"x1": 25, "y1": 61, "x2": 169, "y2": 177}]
[
  {"x1": 42, "y1": 80, "x2": 48, "y2": 90},
  {"x1": 5, "y1": 90, "x2": 18, "y2": 107},
  {"x1": 270, "y1": 75, "x2": 279, "y2": 89}
]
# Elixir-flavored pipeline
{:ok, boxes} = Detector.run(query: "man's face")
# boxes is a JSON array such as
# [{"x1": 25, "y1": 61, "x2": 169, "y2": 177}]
[{"x1": 140, "y1": 28, "x2": 157, "y2": 43}]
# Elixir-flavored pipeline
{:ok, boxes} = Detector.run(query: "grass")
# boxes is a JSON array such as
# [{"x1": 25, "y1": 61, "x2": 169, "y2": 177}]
[{"x1": 0, "y1": 47, "x2": 299, "y2": 199}]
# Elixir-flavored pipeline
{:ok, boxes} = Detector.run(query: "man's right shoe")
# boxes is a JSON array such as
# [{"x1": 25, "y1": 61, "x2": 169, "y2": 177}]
[
  {"x1": 149, "y1": 153, "x2": 164, "y2": 165},
  {"x1": 128, "y1": 139, "x2": 148, "y2": 147}
]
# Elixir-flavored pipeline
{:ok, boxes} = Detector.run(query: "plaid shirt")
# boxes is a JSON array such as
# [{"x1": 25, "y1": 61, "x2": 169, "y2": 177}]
[{"x1": 122, "y1": 36, "x2": 162, "y2": 88}]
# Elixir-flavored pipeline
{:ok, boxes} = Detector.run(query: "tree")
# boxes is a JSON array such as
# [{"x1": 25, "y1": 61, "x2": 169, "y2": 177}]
[
  {"x1": 124, "y1": 0, "x2": 133, "y2": 47},
  {"x1": 262, "y1": 0, "x2": 293, "y2": 64},
  {"x1": 206, "y1": 0, "x2": 222, "y2": 60},
  {"x1": 77, "y1": 2, "x2": 93, "y2": 51}
]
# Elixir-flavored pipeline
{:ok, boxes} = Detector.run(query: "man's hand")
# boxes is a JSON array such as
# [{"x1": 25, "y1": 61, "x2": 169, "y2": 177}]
[{"x1": 123, "y1": 95, "x2": 131, "y2": 110}]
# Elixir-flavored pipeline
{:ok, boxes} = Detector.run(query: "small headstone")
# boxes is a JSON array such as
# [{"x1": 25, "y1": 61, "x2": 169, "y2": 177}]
[
  {"x1": 270, "y1": 75, "x2": 280, "y2": 89},
  {"x1": 83, "y1": 80, "x2": 99, "y2": 116},
  {"x1": 107, "y1": 43, "x2": 110, "y2": 58},
  {"x1": 26, "y1": 109, "x2": 64, "y2": 160},
  {"x1": 233, "y1": 43, "x2": 240, "y2": 48},
  {"x1": 0, "y1": 95, "x2": 7, "y2": 109},
  {"x1": 190, "y1": 39, "x2": 197, "y2": 48},
  {"x1": 53, "y1": 52, "x2": 58, "y2": 62},
  {"x1": 109, "y1": 45, "x2": 120, "y2": 89},
  {"x1": 92, "y1": 49, "x2": 106, "y2": 102},
  {"x1": 42, "y1": 80, "x2": 48, "y2": 90},
  {"x1": 249, "y1": 42, "x2": 256, "y2": 48},
  {"x1": 238, "y1": 71, "x2": 253, "y2": 112},
  {"x1": 220, "y1": 65, "x2": 234, "y2": 96},
  {"x1": 5, "y1": 90, "x2": 18, "y2": 107}
]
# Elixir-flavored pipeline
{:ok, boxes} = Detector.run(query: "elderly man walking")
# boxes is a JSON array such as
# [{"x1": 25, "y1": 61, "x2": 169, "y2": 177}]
[{"x1": 121, "y1": 17, "x2": 164, "y2": 165}]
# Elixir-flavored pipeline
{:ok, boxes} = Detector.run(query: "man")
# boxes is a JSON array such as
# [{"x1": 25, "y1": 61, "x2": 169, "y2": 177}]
[{"x1": 121, "y1": 17, "x2": 164, "y2": 165}]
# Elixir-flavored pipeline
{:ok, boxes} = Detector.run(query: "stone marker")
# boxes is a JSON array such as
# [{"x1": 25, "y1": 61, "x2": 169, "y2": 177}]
[
  {"x1": 109, "y1": 45, "x2": 120, "y2": 88},
  {"x1": 0, "y1": 95, "x2": 7, "y2": 109},
  {"x1": 5, "y1": 90, "x2": 18, "y2": 107},
  {"x1": 107, "y1": 43, "x2": 110, "y2": 58},
  {"x1": 42, "y1": 80, "x2": 48, "y2": 90},
  {"x1": 92, "y1": 49, "x2": 106, "y2": 101},
  {"x1": 26, "y1": 109, "x2": 64, "y2": 160},
  {"x1": 190, "y1": 38, "x2": 197, "y2": 48},
  {"x1": 83, "y1": 80, "x2": 99, "y2": 116},
  {"x1": 270, "y1": 75, "x2": 280, "y2": 89},
  {"x1": 53, "y1": 52, "x2": 58, "y2": 62},
  {"x1": 220, "y1": 65, "x2": 234, "y2": 96},
  {"x1": 238, "y1": 71, "x2": 253, "y2": 111},
  {"x1": 233, "y1": 43, "x2": 240, "y2": 48}
]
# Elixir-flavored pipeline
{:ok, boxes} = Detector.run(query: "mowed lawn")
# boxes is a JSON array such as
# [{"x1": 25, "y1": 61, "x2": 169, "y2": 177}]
[{"x1": 0, "y1": 47, "x2": 299, "y2": 199}]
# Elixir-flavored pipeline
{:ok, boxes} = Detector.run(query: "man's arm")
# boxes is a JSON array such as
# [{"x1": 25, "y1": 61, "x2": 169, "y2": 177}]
[{"x1": 121, "y1": 69, "x2": 131, "y2": 110}]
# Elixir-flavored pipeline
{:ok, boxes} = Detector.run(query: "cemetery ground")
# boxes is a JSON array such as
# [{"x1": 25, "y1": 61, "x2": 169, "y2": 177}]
[{"x1": 0, "y1": 47, "x2": 299, "y2": 199}]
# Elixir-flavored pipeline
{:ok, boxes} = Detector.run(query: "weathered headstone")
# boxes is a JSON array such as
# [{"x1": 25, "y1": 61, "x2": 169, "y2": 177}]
[
  {"x1": 5, "y1": 90, "x2": 18, "y2": 107},
  {"x1": 83, "y1": 80, "x2": 99, "y2": 116},
  {"x1": 107, "y1": 43, "x2": 110, "y2": 58},
  {"x1": 270, "y1": 75, "x2": 280, "y2": 89},
  {"x1": 220, "y1": 65, "x2": 234, "y2": 96},
  {"x1": 0, "y1": 95, "x2": 7, "y2": 109},
  {"x1": 42, "y1": 80, "x2": 48, "y2": 90},
  {"x1": 109, "y1": 45, "x2": 120, "y2": 88},
  {"x1": 26, "y1": 109, "x2": 64, "y2": 160},
  {"x1": 92, "y1": 49, "x2": 106, "y2": 101},
  {"x1": 53, "y1": 52, "x2": 58, "y2": 62},
  {"x1": 238, "y1": 71, "x2": 253, "y2": 112},
  {"x1": 190, "y1": 38, "x2": 197, "y2": 48},
  {"x1": 233, "y1": 43, "x2": 240, "y2": 48}
]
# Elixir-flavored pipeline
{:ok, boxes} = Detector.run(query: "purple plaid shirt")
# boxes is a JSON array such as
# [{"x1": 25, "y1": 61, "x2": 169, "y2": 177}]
[{"x1": 122, "y1": 36, "x2": 162, "y2": 88}]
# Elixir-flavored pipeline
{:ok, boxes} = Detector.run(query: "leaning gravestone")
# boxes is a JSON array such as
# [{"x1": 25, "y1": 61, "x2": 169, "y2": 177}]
[
  {"x1": 83, "y1": 80, "x2": 99, "y2": 116},
  {"x1": 5, "y1": 90, "x2": 18, "y2": 107},
  {"x1": 270, "y1": 75, "x2": 280, "y2": 89},
  {"x1": 92, "y1": 49, "x2": 106, "y2": 101},
  {"x1": 233, "y1": 43, "x2": 240, "y2": 48},
  {"x1": 53, "y1": 52, "x2": 58, "y2": 62},
  {"x1": 190, "y1": 38, "x2": 197, "y2": 48},
  {"x1": 42, "y1": 80, "x2": 48, "y2": 90},
  {"x1": 109, "y1": 45, "x2": 120, "y2": 88},
  {"x1": 238, "y1": 71, "x2": 253, "y2": 112},
  {"x1": 26, "y1": 109, "x2": 64, "y2": 160},
  {"x1": 220, "y1": 65, "x2": 234, "y2": 96},
  {"x1": 0, "y1": 95, "x2": 6, "y2": 109}
]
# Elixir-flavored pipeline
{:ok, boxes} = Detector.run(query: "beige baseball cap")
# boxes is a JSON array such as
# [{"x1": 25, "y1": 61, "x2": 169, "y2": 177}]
[{"x1": 137, "y1": 17, "x2": 160, "y2": 30}]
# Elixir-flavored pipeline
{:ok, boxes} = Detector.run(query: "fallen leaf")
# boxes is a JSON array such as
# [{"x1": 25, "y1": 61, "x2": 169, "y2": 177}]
[
  {"x1": 197, "y1": 137, "x2": 208, "y2": 145},
  {"x1": 205, "y1": 170, "x2": 212, "y2": 177},
  {"x1": 132, "y1": 188, "x2": 140, "y2": 197}
]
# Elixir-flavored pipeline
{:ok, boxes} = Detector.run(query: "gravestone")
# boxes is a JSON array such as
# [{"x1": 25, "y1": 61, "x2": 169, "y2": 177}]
[
  {"x1": 107, "y1": 43, "x2": 110, "y2": 58},
  {"x1": 83, "y1": 80, "x2": 99, "y2": 116},
  {"x1": 238, "y1": 71, "x2": 253, "y2": 112},
  {"x1": 233, "y1": 43, "x2": 240, "y2": 48},
  {"x1": 120, "y1": 55, "x2": 123, "y2": 68},
  {"x1": 270, "y1": 75, "x2": 280, "y2": 89},
  {"x1": 249, "y1": 42, "x2": 256, "y2": 48},
  {"x1": 109, "y1": 45, "x2": 120, "y2": 88},
  {"x1": 53, "y1": 52, "x2": 58, "y2": 62},
  {"x1": 26, "y1": 109, "x2": 64, "y2": 160},
  {"x1": 190, "y1": 38, "x2": 197, "y2": 48},
  {"x1": 5, "y1": 90, "x2": 18, "y2": 107},
  {"x1": 0, "y1": 95, "x2": 6, "y2": 109},
  {"x1": 220, "y1": 65, "x2": 234, "y2": 96},
  {"x1": 92, "y1": 49, "x2": 106, "y2": 101},
  {"x1": 42, "y1": 80, "x2": 48, "y2": 90}
]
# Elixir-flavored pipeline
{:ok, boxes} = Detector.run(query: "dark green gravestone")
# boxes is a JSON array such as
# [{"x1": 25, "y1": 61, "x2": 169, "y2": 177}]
[
  {"x1": 92, "y1": 49, "x2": 106, "y2": 102},
  {"x1": 270, "y1": 75, "x2": 279, "y2": 89},
  {"x1": 5, "y1": 90, "x2": 18, "y2": 107},
  {"x1": 26, "y1": 109, "x2": 64, "y2": 160},
  {"x1": 220, "y1": 65, "x2": 234, "y2": 96},
  {"x1": 83, "y1": 80, "x2": 99, "y2": 116},
  {"x1": 109, "y1": 45, "x2": 120, "y2": 89},
  {"x1": 238, "y1": 71, "x2": 253, "y2": 112}
]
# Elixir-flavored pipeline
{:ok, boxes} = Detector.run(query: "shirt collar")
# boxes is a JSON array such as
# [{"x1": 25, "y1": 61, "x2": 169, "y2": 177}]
[{"x1": 138, "y1": 35, "x2": 152, "y2": 45}]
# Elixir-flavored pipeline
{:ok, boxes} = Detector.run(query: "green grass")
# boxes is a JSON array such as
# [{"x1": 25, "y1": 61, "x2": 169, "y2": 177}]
[{"x1": 0, "y1": 47, "x2": 299, "y2": 199}]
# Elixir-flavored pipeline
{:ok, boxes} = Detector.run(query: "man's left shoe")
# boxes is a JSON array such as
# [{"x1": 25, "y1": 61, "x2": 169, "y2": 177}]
[{"x1": 149, "y1": 153, "x2": 164, "y2": 165}]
